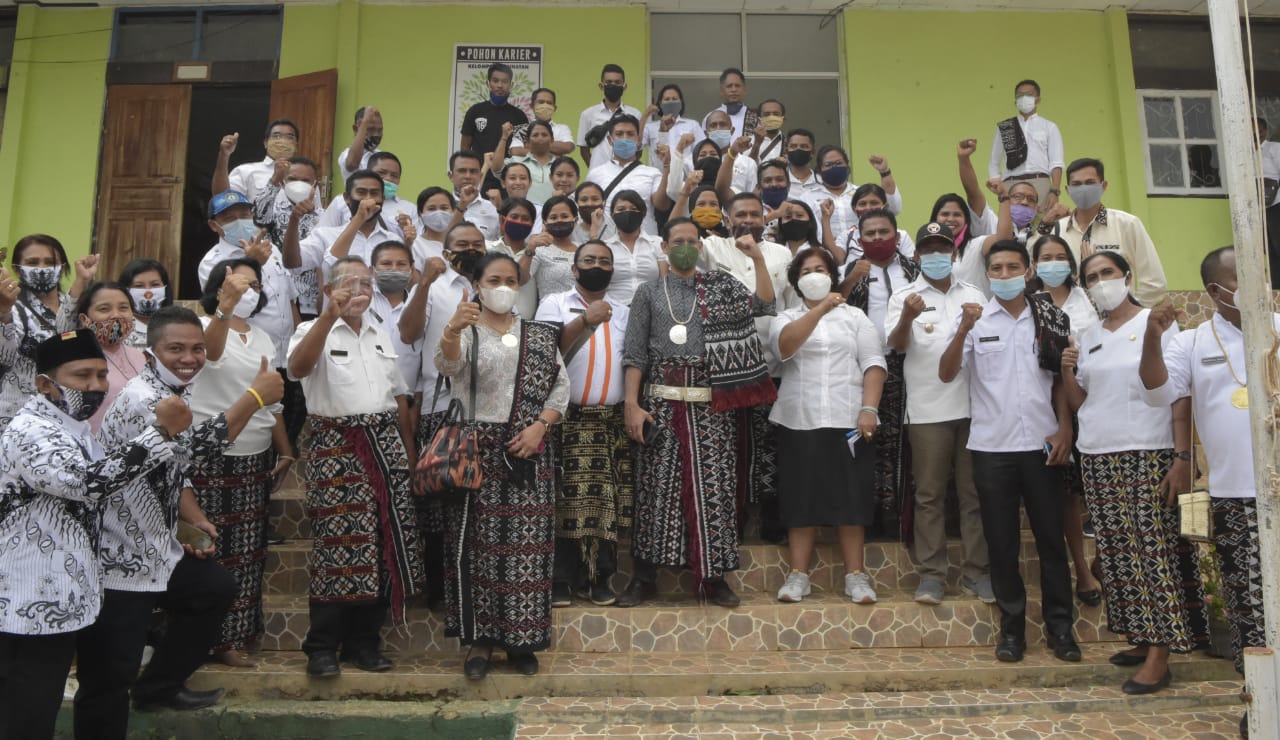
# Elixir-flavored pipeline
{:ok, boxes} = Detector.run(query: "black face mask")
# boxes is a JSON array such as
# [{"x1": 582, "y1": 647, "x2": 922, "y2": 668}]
[
  {"x1": 347, "y1": 198, "x2": 381, "y2": 220},
  {"x1": 612, "y1": 210, "x2": 644, "y2": 233},
  {"x1": 778, "y1": 219, "x2": 811, "y2": 243},
  {"x1": 364, "y1": 135, "x2": 382, "y2": 151},
  {"x1": 602, "y1": 83, "x2": 625, "y2": 103},
  {"x1": 447, "y1": 249, "x2": 483, "y2": 278},
  {"x1": 546, "y1": 221, "x2": 576, "y2": 239},
  {"x1": 696, "y1": 157, "x2": 721, "y2": 185},
  {"x1": 786, "y1": 149, "x2": 812, "y2": 168},
  {"x1": 576, "y1": 267, "x2": 613, "y2": 293}
]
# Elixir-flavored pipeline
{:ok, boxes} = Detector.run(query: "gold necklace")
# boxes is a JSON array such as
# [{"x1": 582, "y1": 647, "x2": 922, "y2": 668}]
[{"x1": 1209, "y1": 317, "x2": 1249, "y2": 409}]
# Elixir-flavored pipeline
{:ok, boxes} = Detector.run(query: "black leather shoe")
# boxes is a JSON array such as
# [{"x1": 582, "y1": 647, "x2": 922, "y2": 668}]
[
  {"x1": 995, "y1": 632, "x2": 1026, "y2": 663},
  {"x1": 588, "y1": 581, "x2": 617, "y2": 606},
  {"x1": 133, "y1": 686, "x2": 225, "y2": 712},
  {"x1": 346, "y1": 650, "x2": 393, "y2": 672},
  {"x1": 509, "y1": 651, "x2": 539, "y2": 676},
  {"x1": 551, "y1": 582, "x2": 573, "y2": 607},
  {"x1": 615, "y1": 579, "x2": 657, "y2": 608},
  {"x1": 1076, "y1": 588, "x2": 1102, "y2": 607},
  {"x1": 306, "y1": 651, "x2": 341, "y2": 678},
  {"x1": 703, "y1": 579, "x2": 740, "y2": 608},
  {"x1": 464, "y1": 646, "x2": 492, "y2": 680},
  {"x1": 1109, "y1": 648, "x2": 1148, "y2": 666},
  {"x1": 1047, "y1": 632, "x2": 1082, "y2": 662},
  {"x1": 1122, "y1": 669, "x2": 1171, "y2": 695}
]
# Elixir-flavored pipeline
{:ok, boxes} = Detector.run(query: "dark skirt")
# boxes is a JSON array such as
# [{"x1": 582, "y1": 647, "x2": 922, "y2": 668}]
[{"x1": 777, "y1": 426, "x2": 876, "y2": 528}]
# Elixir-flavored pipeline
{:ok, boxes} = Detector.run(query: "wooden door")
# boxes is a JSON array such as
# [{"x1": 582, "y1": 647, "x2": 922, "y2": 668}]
[
  {"x1": 270, "y1": 69, "x2": 337, "y2": 197},
  {"x1": 94, "y1": 84, "x2": 191, "y2": 291}
]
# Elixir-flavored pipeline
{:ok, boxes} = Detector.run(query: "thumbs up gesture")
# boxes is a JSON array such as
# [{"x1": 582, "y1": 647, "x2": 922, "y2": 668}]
[
  {"x1": 447, "y1": 288, "x2": 480, "y2": 333},
  {"x1": 1060, "y1": 335, "x2": 1079, "y2": 375},
  {"x1": 250, "y1": 355, "x2": 285, "y2": 406}
]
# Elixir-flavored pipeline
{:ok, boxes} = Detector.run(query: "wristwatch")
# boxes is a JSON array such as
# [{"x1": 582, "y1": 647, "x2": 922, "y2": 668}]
[
  {"x1": 1048, "y1": 188, "x2": 1061, "y2": 195},
  {"x1": 214, "y1": 307, "x2": 231, "y2": 321},
  {"x1": 1174, "y1": 450, "x2": 1192, "y2": 461}
]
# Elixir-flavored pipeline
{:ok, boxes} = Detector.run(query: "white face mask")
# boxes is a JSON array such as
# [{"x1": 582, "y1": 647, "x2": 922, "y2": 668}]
[
  {"x1": 1087, "y1": 277, "x2": 1130, "y2": 312},
  {"x1": 284, "y1": 181, "x2": 314, "y2": 205},
  {"x1": 233, "y1": 288, "x2": 260, "y2": 319},
  {"x1": 422, "y1": 210, "x2": 453, "y2": 234},
  {"x1": 1015, "y1": 95, "x2": 1037, "y2": 115},
  {"x1": 129, "y1": 286, "x2": 166, "y2": 317},
  {"x1": 145, "y1": 348, "x2": 203, "y2": 389},
  {"x1": 797, "y1": 272, "x2": 832, "y2": 302},
  {"x1": 480, "y1": 286, "x2": 518, "y2": 315}
]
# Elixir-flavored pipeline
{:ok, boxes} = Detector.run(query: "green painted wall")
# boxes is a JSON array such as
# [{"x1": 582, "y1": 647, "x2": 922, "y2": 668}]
[
  {"x1": 0, "y1": 7, "x2": 111, "y2": 260},
  {"x1": 842, "y1": 7, "x2": 1232, "y2": 290}
]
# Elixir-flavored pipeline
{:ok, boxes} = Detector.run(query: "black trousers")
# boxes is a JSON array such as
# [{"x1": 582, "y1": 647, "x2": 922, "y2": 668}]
[
  {"x1": 0, "y1": 631, "x2": 77, "y2": 740},
  {"x1": 301, "y1": 601, "x2": 387, "y2": 658},
  {"x1": 971, "y1": 451, "x2": 1074, "y2": 639},
  {"x1": 1267, "y1": 203, "x2": 1280, "y2": 291},
  {"x1": 553, "y1": 537, "x2": 617, "y2": 589},
  {"x1": 279, "y1": 369, "x2": 308, "y2": 449},
  {"x1": 74, "y1": 555, "x2": 236, "y2": 740}
]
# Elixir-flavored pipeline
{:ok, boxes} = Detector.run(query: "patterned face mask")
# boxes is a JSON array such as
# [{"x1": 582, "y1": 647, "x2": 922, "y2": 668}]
[{"x1": 39, "y1": 376, "x2": 106, "y2": 421}]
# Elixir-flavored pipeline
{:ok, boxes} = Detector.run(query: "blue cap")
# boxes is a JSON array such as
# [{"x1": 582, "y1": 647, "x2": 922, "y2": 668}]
[{"x1": 208, "y1": 190, "x2": 251, "y2": 218}]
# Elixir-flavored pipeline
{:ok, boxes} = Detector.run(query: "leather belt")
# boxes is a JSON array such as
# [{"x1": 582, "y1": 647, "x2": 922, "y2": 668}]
[
  {"x1": 646, "y1": 384, "x2": 712, "y2": 403},
  {"x1": 1004, "y1": 173, "x2": 1049, "y2": 181}
]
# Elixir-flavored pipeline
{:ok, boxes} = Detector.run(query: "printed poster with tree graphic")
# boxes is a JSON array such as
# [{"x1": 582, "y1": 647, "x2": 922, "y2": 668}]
[{"x1": 449, "y1": 44, "x2": 543, "y2": 160}]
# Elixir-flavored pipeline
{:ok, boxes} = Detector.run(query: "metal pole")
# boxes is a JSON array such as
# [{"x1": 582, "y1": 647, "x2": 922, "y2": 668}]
[{"x1": 1206, "y1": 0, "x2": 1280, "y2": 733}]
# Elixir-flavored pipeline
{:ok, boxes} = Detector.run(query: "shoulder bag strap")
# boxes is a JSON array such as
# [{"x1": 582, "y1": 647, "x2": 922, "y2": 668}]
[
  {"x1": 468, "y1": 325, "x2": 479, "y2": 422},
  {"x1": 602, "y1": 160, "x2": 642, "y2": 202}
]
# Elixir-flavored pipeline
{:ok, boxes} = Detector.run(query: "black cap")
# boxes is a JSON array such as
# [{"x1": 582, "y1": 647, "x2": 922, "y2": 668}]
[
  {"x1": 915, "y1": 221, "x2": 955, "y2": 247},
  {"x1": 36, "y1": 328, "x2": 105, "y2": 374}
]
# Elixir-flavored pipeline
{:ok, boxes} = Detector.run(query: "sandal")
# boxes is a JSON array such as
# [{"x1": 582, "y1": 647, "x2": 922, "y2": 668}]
[
  {"x1": 1076, "y1": 588, "x2": 1102, "y2": 607},
  {"x1": 464, "y1": 645, "x2": 492, "y2": 680}
]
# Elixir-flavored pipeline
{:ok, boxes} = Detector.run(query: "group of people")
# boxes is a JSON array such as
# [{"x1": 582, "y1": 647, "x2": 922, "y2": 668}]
[{"x1": 0, "y1": 62, "x2": 1272, "y2": 739}]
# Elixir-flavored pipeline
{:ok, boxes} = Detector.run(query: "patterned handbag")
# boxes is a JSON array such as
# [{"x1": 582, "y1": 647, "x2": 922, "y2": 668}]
[{"x1": 413, "y1": 327, "x2": 483, "y2": 498}]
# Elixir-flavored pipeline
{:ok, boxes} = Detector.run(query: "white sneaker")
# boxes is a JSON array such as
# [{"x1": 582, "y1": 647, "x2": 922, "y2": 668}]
[
  {"x1": 845, "y1": 572, "x2": 877, "y2": 604},
  {"x1": 777, "y1": 571, "x2": 811, "y2": 602}
]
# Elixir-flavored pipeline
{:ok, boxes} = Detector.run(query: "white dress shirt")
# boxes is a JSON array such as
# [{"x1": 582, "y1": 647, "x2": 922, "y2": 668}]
[
  {"x1": 755, "y1": 133, "x2": 784, "y2": 164},
  {"x1": 788, "y1": 168, "x2": 825, "y2": 197},
  {"x1": 197, "y1": 239, "x2": 298, "y2": 368},
  {"x1": 511, "y1": 120, "x2": 573, "y2": 150},
  {"x1": 287, "y1": 317, "x2": 407, "y2": 417},
  {"x1": 535, "y1": 289, "x2": 629, "y2": 406},
  {"x1": 846, "y1": 258, "x2": 909, "y2": 347},
  {"x1": 338, "y1": 146, "x2": 376, "y2": 181},
  {"x1": 368, "y1": 289, "x2": 421, "y2": 394},
  {"x1": 643, "y1": 117, "x2": 705, "y2": 167},
  {"x1": 1058, "y1": 286, "x2": 1099, "y2": 338},
  {"x1": 412, "y1": 238, "x2": 444, "y2": 274},
  {"x1": 604, "y1": 231, "x2": 662, "y2": 305},
  {"x1": 296, "y1": 222, "x2": 402, "y2": 272},
  {"x1": 317, "y1": 194, "x2": 421, "y2": 237},
  {"x1": 885, "y1": 276, "x2": 986, "y2": 424},
  {"x1": 459, "y1": 196, "x2": 500, "y2": 241},
  {"x1": 1139, "y1": 313, "x2": 1280, "y2": 498},
  {"x1": 1052, "y1": 205, "x2": 1168, "y2": 307},
  {"x1": 486, "y1": 239, "x2": 542, "y2": 319},
  {"x1": 955, "y1": 234, "x2": 995, "y2": 298},
  {"x1": 1075, "y1": 310, "x2": 1178, "y2": 454},
  {"x1": 769, "y1": 304, "x2": 887, "y2": 430},
  {"x1": 586, "y1": 159, "x2": 664, "y2": 236},
  {"x1": 700, "y1": 235, "x2": 796, "y2": 369},
  {"x1": 190, "y1": 318, "x2": 282, "y2": 455},
  {"x1": 988, "y1": 113, "x2": 1065, "y2": 180},
  {"x1": 227, "y1": 157, "x2": 275, "y2": 202},
  {"x1": 803, "y1": 184, "x2": 904, "y2": 241},
  {"x1": 577, "y1": 102, "x2": 643, "y2": 168},
  {"x1": 411, "y1": 267, "x2": 472, "y2": 408},
  {"x1": 954, "y1": 297, "x2": 1060, "y2": 453},
  {"x1": 1262, "y1": 140, "x2": 1280, "y2": 207}
]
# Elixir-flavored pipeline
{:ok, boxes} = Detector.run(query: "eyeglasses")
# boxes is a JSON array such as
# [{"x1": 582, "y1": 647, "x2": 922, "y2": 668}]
[{"x1": 578, "y1": 256, "x2": 613, "y2": 267}]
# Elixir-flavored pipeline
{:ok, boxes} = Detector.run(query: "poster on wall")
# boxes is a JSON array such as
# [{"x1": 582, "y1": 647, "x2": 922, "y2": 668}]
[{"x1": 449, "y1": 44, "x2": 543, "y2": 160}]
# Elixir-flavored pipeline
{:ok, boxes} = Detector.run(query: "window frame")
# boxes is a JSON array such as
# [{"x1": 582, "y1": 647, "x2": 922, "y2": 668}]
[
  {"x1": 109, "y1": 5, "x2": 282, "y2": 65},
  {"x1": 1136, "y1": 89, "x2": 1226, "y2": 197}
]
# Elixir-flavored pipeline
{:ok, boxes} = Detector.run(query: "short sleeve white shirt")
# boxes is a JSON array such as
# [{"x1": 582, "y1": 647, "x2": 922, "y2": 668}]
[
  {"x1": 227, "y1": 157, "x2": 275, "y2": 203},
  {"x1": 197, "y1": 239, "x2": 298, "y2": 368},
  {"x1": 189, "y1": 318, "x2": 280, "y2": 455},
  {"x1": 577, "y1": 102, "x2": 643, "y2": 168},
  {"x1": 884, "y1": 276, "x2": 986, "y2": 424},
  {"x1": 585, "y1": 160, "x2": 664, "y2": 236},
  {"x1": 769, "y1": 304, "x2": 887, "y2": 430},
  {"x1": 604, "y1": 232, "x2": 662, "y2": 306},
  {"x1": 296, "y1": 222, "x2": 402, "y2": 271},
  {"x1": 534, "y1": 289, "x2": 629, "y2": 406},
  {"x1": 287, "y1": 318, "x2": 406, "y2": 417},
  {"x1": 1075, "y1": 310, "x2": 1178, "y2": 454}
]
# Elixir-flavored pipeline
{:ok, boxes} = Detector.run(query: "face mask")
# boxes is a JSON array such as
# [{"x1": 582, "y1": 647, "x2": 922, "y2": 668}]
[
  {"x1": 990, "y1": 274, "x2": 1027, "y2": 301},
  {"x1": 797, "y1": 272, "x2": 832, "y2": 302},
  {"x1": 130, "y1": 286, "x2": 166, "y2": 317},
  {"x1": 1036, "y1": 261, "x2": 1072, "y2": 288},
  {"x1": 819, "y1": 166, "x2": 849, "y2": 188},
  {"x1": 602, "y1": 83, "x2": 625, "y2": 103},
  {"x1": 363, "y1": 135, "x2": 382, "y2": 152},
  {"x1": 40, "y1": 377, "x2": 106, "y2": 422},
  {"x1": 221, "y1": 218, "x2": 258, "y2": 246},
  {"x1": 546, "y1": 221, "x2": 576, "y2": 239},
  {"x1": 1088, "y1": 276, "x2": 1130, "y2": 311},
  {"x1": 88, "y1": 316, "x2": 132, "y2": 347},
  {"x1": 667, "y1": 243, "x2": 700, "y2": 272},
  {"x1": 533, "y1": 102, "x2": 556, "y2": 121},
  {"x1": 724, "y1": 101, "x2": 744, "y2": 116},
  {"x1": 448, "y1": 250, "x2": 483, "y2": 278},
  {"x1": 1010, "y1": 204, "x2": 1036, "y2": 229},
  {"x1": 18, "y1": 265, "x2": 61, "y2": 294},
  {"x1": 696, "y1": 157, "x2": 721, "y2": 184},
  {"x1": 284, "y1": 181, "x2": 314, "y2": 205},
  {"x1": 577, "y1": 267, "x2": 613, "y2": 293},
  {"x1": 761, "y1": 186, "x2": 789, "y2": 209},
  {"x1": 778, "y1": 219, "x2": 810, "y2": 243},
  {"x1": 503, "y1": 219, "x2": 534, "y2": 242},
  {"x1": 660, "y1": 100, "x2": 682, "y2": 117},
  {"x1": 861, "y1": 237, "x2": 898, "y2": 262},
  {"x1": 383, "y1": 182, "x2": 399, "y2": 200},
  {"x1": 952, "y1": 224, "x2": 969, "y2": 245},
  {"x1": 375, "y1": 270, "x2": 412, "y2": 295},
  {"x1": 480, "y1": 286, "x2": 518, "y2": 314},
  {"x1": 422, "y1": 210, "x2": 453, "y2": 233},
  {"x1": 787, "y1": 149, "x2": 812, "y2": 168},
  {"x1": 1015, "y1": 95, "x2": 1037, "y2": 115},
  {"x1": 578, "y1": 205, "x2": 600, "y2": 226},
  {"x1": 489, "y1": 92, "x2": 509, "y2": 106},
  {"x1": 707, "y1": 130, "x2": 733, "y2": 149},
  {"x1": 1067, "y1": 183, "x2": 1103, "y2": 210},
  {"x1": 612, "y1": 210, "x2": 643, "y2": 233},
  {"x1": 919, "y1": 253, "x2": 954, "y2": 280},
  {"x1": 146, "y1": 348, "x2": 202, "y2": 389},
  {"x1": 691, "y1": 206, "x2": 723, "y2": 230},
  {"x1": 348, "y1": 198, "x2": 382, "y2": 220},
  {"x1": 761, "y1": 115, "x2": 785, "y2": 132},
  {"x1": 1209, "y1": 282, "x2": 1238, "y2": 310},
  {"x1": 266, "y1": 139, "x2": 296, "y2": 161},
  {"x1": 233, "y1": 288, "x2": 260, "y2": 319},
  {"x1": 611, "y1": 137, "x2": 638, "y2": 160}
]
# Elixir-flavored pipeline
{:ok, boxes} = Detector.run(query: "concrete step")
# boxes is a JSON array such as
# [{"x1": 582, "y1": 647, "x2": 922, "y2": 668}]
[
  {"x1": 264, "y1": 531, "x2": 1091, "y2": 599},
  {"x1": 258, "y1": 590, "x2": 1117, "y2": 654},
  {"x1": 187, "y1": 645, "x2": 1240, "y2": 703}
]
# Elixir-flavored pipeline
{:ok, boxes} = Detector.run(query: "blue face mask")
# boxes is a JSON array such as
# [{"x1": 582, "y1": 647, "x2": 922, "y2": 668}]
[
  {"x1": 611, "y1": 137, "x2": 638, "y2": 160},
  {"x1": 490, "y1": 92, "x2": 509, "y2": 106},
  {"x1": 708, "y1": 130, "x2": 733, "y2": 149},
  {"x1": 990, "y1": 274, "x2": 1027, "y2": 300},
  {"x1": 1036, "y1": 261, "x2": 1072, "y2": 288},
  {"x1": 221, "y1": 218, "x2": 258, "y2": 246},
  {"x1": 919, "y1": 253, "x2": 953, "y2": 280},
  {"x1": 761, "y1": 186, "x2": 788, "y2": 209}
]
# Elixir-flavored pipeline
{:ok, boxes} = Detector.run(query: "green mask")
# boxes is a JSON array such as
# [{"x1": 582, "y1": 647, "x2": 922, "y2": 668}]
[
  {"x1": 383, "y1": 182, "x2": 399, "y2": 200},
  {"x1": 667, "y1": 243, "x2": 700, "y2": 272}
]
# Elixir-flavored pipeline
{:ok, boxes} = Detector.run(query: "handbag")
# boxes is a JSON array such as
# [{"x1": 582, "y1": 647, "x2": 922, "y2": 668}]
[
  {"x1": 1177, "y1": 329, "x2": 1213, "y2": 542},
  {"x1": 412, "y1": 326, "x2": 484, "y2": 498}
]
